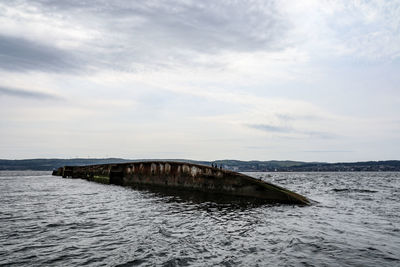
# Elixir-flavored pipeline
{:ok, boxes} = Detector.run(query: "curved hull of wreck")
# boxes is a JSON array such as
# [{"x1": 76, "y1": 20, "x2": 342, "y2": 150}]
[{"x1": 53, "y1": 161, "x2": 310, "y2": 205}]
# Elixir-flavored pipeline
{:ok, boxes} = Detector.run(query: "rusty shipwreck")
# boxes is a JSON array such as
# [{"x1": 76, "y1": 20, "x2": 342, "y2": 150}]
[{"x1": 53, "y1": 161, "x2": 310, "y2": 205}]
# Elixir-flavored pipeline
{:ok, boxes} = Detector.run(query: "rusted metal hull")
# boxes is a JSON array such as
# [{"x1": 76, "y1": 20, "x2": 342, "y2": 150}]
[{"x1": 53, "y1": 161, "x2": 310, "y2": 205}]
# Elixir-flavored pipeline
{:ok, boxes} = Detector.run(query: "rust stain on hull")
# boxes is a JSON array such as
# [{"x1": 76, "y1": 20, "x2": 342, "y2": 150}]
[{"x1": 53, "y1": 161, "x2": 310, "y2": 205}]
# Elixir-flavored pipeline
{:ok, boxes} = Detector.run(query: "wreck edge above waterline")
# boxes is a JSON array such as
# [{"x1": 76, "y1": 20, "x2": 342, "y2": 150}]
[{"x1": 53, "y1": 161, "x2": 311, "y2": 205}]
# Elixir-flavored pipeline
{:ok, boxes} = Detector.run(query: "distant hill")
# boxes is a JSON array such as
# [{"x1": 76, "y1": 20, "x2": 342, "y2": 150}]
[
  {"x1": 281, "y1": 160, "x2": 400, "y2": 172},
  {"x1": 213, "y1": 160, "x2": 311, "y2": 171},
  {"x1": 0, "y1": 158, "x2": 133, "y2": 171},
  {"x1": 1, "y1": 158, "x2": 399, "y2": 172},
  {"x1": 0, "y1": 158, "x2": 212, "y2": 171}
]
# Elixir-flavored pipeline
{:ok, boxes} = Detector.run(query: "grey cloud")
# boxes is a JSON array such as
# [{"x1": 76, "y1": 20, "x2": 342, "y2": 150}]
[
  {"x1": 133, "y1": 1, "x2": 286, "y2": 52},
  {"x1": 0, "y1": 86, "x2": 60, "y2": 100},
  {"x1": 18, "y1": 0, "x2": 289, "y2": 71},
  {"x1": 0, "y1": 35, "x2": 82, "y2": 73},
  {"x1": 275, "y1": 113, "x2": 323, "y2": 122},
  {"x1": 246, "y1": 123, "x2": 336, "y2": 139},
  {"x1": 247, "y1": 124, "x2": 292, "y2": 133},
  {"x1": 33, "y1": 0, "x2": 287, "y2": 50},
  {"x1": 304, "y1": 131, "x2": 337, "y2": 139}
]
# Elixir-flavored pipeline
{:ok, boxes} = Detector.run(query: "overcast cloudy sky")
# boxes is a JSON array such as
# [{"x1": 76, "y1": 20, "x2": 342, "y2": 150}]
[{"x1": 1, "y1": 0, "x2": 399, "y2": 162}]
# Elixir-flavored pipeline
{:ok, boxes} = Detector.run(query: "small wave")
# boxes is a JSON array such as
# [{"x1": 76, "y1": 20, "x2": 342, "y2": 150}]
[
  {"x1": 158, "y1": 227, "x2": 173, "y2": 237},
  {"x1": 115, "y1": 259, "x2": 146, "y2": 267},
  {"x1": 161, "y1": 257, "x2": 194, "y2": 267},
  {"x1": 332, "y1": 188, "x2": 378, "y2": 193},
  {"x1": 46, "y1": 223, "x2": 61, "y2": 228},
  {"x1": 2, "y1": 171, "x2": 399, "y2": 267}
]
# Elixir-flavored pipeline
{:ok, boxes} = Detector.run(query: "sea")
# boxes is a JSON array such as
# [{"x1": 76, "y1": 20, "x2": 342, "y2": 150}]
[{"x1": 0, "y1": 171, "x2": 399, "y2": 266}]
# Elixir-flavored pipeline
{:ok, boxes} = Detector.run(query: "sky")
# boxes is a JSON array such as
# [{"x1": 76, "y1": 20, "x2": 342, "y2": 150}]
[{"x1": 0, "y1": 0, "x2": 399, "y2": 162}]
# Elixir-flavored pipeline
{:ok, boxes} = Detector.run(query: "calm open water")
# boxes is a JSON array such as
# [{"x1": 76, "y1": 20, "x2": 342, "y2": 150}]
[{"x1": 0, "y1": 171, "x2": 399, "y2": 266}]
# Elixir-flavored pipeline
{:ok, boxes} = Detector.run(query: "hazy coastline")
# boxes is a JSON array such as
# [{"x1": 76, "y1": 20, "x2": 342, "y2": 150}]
[{"x1": 1, "y1": 158, "x2": 400, "y2": 172}]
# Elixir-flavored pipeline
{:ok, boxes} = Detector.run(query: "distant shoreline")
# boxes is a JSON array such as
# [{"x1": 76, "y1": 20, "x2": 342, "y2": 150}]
[{"x1": 1, "y1": 158, "x2": 399, "y2": 172}]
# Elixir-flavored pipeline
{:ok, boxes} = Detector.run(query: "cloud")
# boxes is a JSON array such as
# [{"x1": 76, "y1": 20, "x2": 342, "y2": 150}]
[
  {"x1": 275, "y1": 113, "x2": 323, "y2": 122},
  {"x1": 246, "y1": 123, "x2": 336, "y2": 139},
  {"x1": 304, "y1": 131, "x2": 337, "y2": 139},
  {"x1": 1, "y1": 0, "x2": 398, "y2": 77},
  {"x1": 0, "y1": 0, "x2": 290, "y2": 73},
  {"x1": 32, "y1": 0, "x2": 288, "y2": 52},
  {"x1": 247, "y1": 124, "x2": 292, "y2": 133},
  {"x1": 281, "y1": 0, "x2": 400, "y2": 60},
  {"x1": 0, "y1": 86, "x2": 60, "y2": 100},
  {"x1": 0, "y1": 35, "x2": 82, "y2": 73},
  {"x1": 0, "y1": 0, "x2": 399, "y2": 161}
]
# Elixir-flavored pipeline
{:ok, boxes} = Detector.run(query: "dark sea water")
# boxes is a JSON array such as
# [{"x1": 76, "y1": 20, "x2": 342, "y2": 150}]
[{"x1": 0, "y1": 171, "x2": 399, "y2": 267}]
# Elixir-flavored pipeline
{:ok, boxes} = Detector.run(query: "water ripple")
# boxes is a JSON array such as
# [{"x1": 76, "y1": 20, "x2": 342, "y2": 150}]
[{"x1": 0, "y1": 171, "x2": 399, "y2": 266}]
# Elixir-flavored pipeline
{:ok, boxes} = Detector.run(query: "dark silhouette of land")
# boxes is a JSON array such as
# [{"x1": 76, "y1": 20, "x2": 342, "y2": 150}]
[{"x1": 1, "y1": 158, "x2": 399, "y2": 172}]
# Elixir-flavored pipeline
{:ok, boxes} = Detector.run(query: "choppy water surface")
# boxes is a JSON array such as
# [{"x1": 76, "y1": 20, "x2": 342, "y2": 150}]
[{"x1": 1, "y1": 171, "x2": 399, "y2": 266}]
